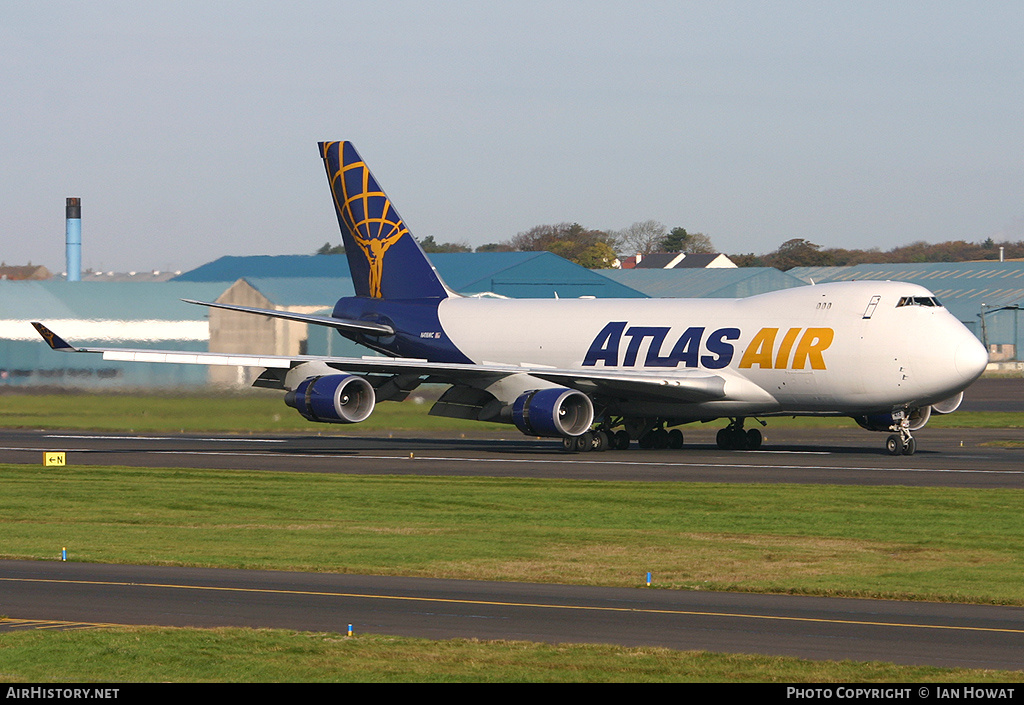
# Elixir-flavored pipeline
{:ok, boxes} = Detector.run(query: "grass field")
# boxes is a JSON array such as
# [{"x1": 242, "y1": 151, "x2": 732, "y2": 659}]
[
  {"x1": 0, "y1": 390, "x2": 508, "y2": 434},
  {"x1": 3, "y1": 464, "x2": 1023, "y2": 602},
  {"x1": 2, "y1": 390, "x2": 1024, "y2": 434},
  {"x1": 2, "y1": 392, "x2": 1023, "y2": 681},
  {"x1": 2, "y1": 628, "x2": 1021, "y2": 683}
]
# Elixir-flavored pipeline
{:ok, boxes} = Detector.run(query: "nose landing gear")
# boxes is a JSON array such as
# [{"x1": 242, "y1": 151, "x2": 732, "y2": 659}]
[{"x1": 886, "y1": 424, "x2": 916, "y2": 456}]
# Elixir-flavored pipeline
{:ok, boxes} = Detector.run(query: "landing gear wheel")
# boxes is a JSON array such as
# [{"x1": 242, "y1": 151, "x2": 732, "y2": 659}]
[
  {"x1": 667, "y1": 429, "x2": 684, "y2": 449},
  {"x1": 717, "y1": 418, "x2": 757, "y2": 451},
  {"x1": 903, "y1": 436, "x2": 916, "y2": 455},
  {"x1": 886, "y1": 434, "x2": 904, "y2": 456},
  {"x1": 612, "y1": 430, "x2": 631, "y2": 450},
  {"x1": 716, "y1": 428, "x2": 730, "y2": 450},
  {"x1": 746, "y1": 428, "x2": 762, "y2": 450},
  {"x1": 562, "y1": 436, "x2": 577, "y2": 453},
  {"x1": 592, "y1": 430, "x2": 609, "y2": 452},
  {"x1": 716, "y1": 428, "x2": 748, "y2": 450},
  {"x1": 730, "y1": 428, "x2": 748, "y2": 450},
  {"x1": 574, "y1": 431, "x2": 594, "y2": 452},
  {"x1": 886, "y1": 431, "x2": 917, "y2": 455},
  {"x1": 651, "y1": 428, "x2": 669, "y2": 449}
]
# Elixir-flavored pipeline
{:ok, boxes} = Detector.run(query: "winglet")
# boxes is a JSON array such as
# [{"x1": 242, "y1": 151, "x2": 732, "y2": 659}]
[{"x1": 31, "y1": 322, "x2": 78, "y2": 351}]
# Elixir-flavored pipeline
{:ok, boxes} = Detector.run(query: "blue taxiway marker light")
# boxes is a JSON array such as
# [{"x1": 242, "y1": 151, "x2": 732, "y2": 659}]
[
  {"x1": 62, "y1": 547, "x2": 67, "y2": 561},
  {"x1": 348, "y1": 624, "x2": 353, "y2": 637},
  {"x1": 646, "y1": 571, "x2": 651, "y2": 586}
]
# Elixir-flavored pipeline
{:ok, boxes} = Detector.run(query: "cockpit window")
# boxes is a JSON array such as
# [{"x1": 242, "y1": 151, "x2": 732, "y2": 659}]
[{"x1": 896, "y1": 296, "x2": 942, "y2": 308}]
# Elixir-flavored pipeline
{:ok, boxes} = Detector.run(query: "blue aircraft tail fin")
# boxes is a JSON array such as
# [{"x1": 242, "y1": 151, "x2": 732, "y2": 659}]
[{"x1": 319, "y1": 141, "x2": 450, "y2": 300}]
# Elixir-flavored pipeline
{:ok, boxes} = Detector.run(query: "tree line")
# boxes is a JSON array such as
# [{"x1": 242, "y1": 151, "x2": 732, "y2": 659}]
[
  {"x1": 732, "y1": 237, "x2": 1024, "y2": 270},
  {"x1": 317, "y1": 229, "x2": 1023, "y2": 271},
  {"x1": 316, "y1": 220, "x2": 716, "y2": 269}
]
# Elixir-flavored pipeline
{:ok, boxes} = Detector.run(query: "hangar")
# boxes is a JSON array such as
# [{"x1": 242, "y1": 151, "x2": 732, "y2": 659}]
[
  {"x1": 788, "y1": 262, "x2": 1024, "y2": 363},
  {"x1": 599, "y1": 267, "x2": 807, "y2": 299},
  {"x1": 183, "y1": 253, "x2": 648, "y2": 386},
  {"x1": 4, "y1": 252, "x2": 647, "y2": 389},
  {"x1": 0, "y1": 280, "x2": 226, "y2": 388},
  {"x1": 174, "y1": 252, "x2": 647, "y2": 299}
]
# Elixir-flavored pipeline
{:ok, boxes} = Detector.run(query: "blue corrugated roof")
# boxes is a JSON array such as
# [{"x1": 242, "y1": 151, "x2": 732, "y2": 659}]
[
  {"x1": 599, "y1": 268, "x2": 808, "y2": 298},
  {"x1": 240, "y1": 277, "x2": 354, "y2": 308},
  {"x1": 172, "y1": 255, "x2": 345, "y2": 282},
  {"x1": 0, "y1": 281, "x2": 228, "y2": 320},
  {"x1": 174, "y1": 252, "x2": 648, "y2": 299},
  {"x1": 790, "y1": 261, "x2": 1024, "y2": 288},
  {"x1": 433, "y1": 252, "x2": 647, "y2": 298}
]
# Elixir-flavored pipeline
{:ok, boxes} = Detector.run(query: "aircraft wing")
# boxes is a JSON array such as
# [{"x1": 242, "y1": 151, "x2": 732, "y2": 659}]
[
  {"x1": 526, "y1": 367, "x2": 726, "y2": 402},
  {"x1": 31, "y1": 322, "x2": 727, "y2": 403}
]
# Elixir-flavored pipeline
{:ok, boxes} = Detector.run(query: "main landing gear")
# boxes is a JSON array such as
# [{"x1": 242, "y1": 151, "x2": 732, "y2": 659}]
[
  {"x1": 560, "y1": 429, "x2": 627, "y2": 453},
  {"x1": 560, "y1": 417, "x2": 767, "y2": 453},
  {"x1": 715, "y1": 417, "x2": 763, "y2": 451},
  {"x1": 560, "y1": 419, "x2": 676, "y2": 453}
]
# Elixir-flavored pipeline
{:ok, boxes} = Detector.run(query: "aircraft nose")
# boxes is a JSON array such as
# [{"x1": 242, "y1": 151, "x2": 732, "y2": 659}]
[{"x1": 954, "y1": 330, "x2": 989, "y2": 383}]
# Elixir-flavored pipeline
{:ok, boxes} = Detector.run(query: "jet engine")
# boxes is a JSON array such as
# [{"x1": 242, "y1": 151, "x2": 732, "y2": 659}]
[
  {"x1": 854, "y1": 405, "x2": 931, "y2": 433},
  {"x1": 931, "y1": 391, "x2": 964, "y2": 415},
  {"x1": 284, "y1": 374, "x2": 375, "y2": 424},
  {"x1": 511, "y1": 387, "x2": 594, "y2": 438}
]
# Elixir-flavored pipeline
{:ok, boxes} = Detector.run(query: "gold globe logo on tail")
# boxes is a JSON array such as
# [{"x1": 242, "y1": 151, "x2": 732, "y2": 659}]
[{"x1": 325, "y1": 142, "x2": 408, "y2": 299}]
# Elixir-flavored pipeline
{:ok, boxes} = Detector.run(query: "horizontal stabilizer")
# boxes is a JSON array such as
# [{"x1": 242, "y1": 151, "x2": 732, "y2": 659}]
[{"x1": 181, "y1": 299, "x2": 395, "y2": 336}]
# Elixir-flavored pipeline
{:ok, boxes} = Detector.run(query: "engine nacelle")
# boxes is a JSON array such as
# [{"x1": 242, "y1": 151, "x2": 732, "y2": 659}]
[
  {"x1": 512, "y1": 387, "x2": 594, "y2": 438},
  {"x1": 931, "y1": 391, "x2": 964, "y2": 415},
  {"x1": 854, "y1": 405, "x2": 931, "y2": 433},
  {"x1": 284, "y1": 374, "x2": 375, "y2": 424}
]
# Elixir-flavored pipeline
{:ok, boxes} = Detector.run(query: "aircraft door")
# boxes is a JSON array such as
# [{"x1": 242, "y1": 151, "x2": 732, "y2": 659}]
[{"x1": 862, "y1": 295, "x2": 881, "y2": 319}]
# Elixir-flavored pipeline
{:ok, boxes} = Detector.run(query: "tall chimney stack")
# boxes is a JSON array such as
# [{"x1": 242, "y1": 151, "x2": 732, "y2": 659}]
[{"x1": 66, "y1": 197, "x2": 81, "y2": 282}]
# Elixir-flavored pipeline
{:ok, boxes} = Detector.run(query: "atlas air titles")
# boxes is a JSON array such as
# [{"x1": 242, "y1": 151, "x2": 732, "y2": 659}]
[{"x1": 583, "y1": 322, "x2": 835, "y2": 370}]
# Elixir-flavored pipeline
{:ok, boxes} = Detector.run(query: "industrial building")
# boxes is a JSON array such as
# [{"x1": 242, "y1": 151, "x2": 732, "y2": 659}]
[
  {"x1": 0, "y1": 280, "x2": 226, "y2": 387},
  {"x1": 3, "y1": 252, "x2": 648, "y2": 389},
  {"x1": 177, "y1": 252, "x2": 651, "y2": 386},
  {"x1": 600, "y1": 267, "x2": 807, "y2": 299},
  {"x1": 175, "y1": 252, "x2": 648, "y2": 299}
]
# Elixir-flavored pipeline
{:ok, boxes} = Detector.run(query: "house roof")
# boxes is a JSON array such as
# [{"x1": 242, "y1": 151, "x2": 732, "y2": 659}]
[
  {"x1": 0, "y1": 265, "x2": 51, "y2": 281},
  {"x1": 633, "y1": 253, "x2": 686, "y2": 269},
  {"x1": 626, "y1": 252, "x2": 736, "y2": 269}
]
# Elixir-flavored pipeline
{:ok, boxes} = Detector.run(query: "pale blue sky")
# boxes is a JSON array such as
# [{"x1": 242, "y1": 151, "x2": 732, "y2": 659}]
[{"x1": 3, "y1": 1, "x2": 1022, "y2": 273}]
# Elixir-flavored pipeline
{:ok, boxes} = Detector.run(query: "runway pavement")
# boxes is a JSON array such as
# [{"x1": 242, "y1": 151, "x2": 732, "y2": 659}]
[
  {"x1": 4, "y1": 559, "x2": 1024, "y2": 670},
  {"x1": 2, "y1": 425, "x2": 1024, "y2": 488}
]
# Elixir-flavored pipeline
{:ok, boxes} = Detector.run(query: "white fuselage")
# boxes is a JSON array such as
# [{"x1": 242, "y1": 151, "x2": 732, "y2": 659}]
[{"x1": 433, "y1": 280, "x2": 988, "y2": 419}]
